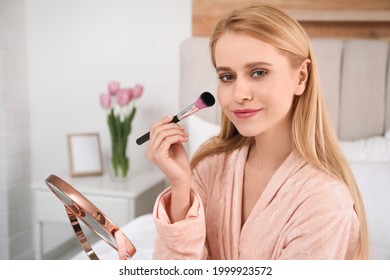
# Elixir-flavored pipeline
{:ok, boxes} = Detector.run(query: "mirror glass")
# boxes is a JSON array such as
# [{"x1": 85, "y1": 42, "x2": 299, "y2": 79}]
[
  {"x1": 47, "y1": 182, "x2": 116, "y2": 247},
  {"x1": 45, "y1": 175, "x2": 136, "y2": 259}
]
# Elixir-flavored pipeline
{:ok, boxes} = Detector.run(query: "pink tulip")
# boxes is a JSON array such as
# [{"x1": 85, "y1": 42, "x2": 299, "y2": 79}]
[
  {"x1": 133, "y1": 84, "x2": 143, "y2": 99},
  {"x1": 108, "y1": 81, "x2": 120, "y2": 96},
  {"x1": 117, "y1": 89, "x2": 130, "y2": 106},
  {"x1": 127, "y1": 88, "x2": 134, "y2": 103},
  {"x1": 99, "y1": 93, "x2": 111, "y2": 109}
]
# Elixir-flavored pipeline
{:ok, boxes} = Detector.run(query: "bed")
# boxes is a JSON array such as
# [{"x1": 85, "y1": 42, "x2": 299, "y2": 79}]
[{"x1": 72, "y1": 36, "x2": 390, "y2": 260}]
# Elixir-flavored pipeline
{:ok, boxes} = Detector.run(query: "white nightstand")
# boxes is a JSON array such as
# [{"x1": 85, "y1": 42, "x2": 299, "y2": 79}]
[{"x1": 31, "y1": 170, "x2": 166, "y2": 260}]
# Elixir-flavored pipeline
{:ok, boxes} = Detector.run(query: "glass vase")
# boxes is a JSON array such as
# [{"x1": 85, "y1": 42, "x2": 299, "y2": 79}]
[{"x1": 109, "y1": 137, "x2": 130, "y2": 182}]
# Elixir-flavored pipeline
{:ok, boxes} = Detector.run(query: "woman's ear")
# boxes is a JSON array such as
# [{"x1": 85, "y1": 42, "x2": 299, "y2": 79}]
[{"x1": 295, "y1": 58, "x2": 311, "y2": 96}]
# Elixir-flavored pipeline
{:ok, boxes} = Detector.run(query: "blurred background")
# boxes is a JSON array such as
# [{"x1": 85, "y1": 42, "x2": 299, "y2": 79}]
[{"x1": 0, "y1": 0, "x2": 389, "y2": 259}]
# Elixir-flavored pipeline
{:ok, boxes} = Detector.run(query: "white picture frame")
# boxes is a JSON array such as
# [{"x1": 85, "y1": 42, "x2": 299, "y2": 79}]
[{"x1": 67, "y1": 133, "x2": 103, "y2": 177}]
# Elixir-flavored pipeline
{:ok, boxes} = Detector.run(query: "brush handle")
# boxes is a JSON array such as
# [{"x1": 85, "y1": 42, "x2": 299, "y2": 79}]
[{"x1": 136, "y1": 115, "x2": 180, "y2": 145}]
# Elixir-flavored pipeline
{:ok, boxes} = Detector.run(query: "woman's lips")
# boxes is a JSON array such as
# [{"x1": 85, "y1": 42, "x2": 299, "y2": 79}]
[{"x1": 232, "y1": 109, "x2": 261, "y2": 119}]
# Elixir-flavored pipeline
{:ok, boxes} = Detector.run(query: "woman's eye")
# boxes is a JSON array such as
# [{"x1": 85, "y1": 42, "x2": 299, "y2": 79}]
[
  {"x1": 251, "y1": 69, "x2": 267, "y2": 77},
  {"x1": 219, "y1": 74, "x2": 235, "y2": 82}
]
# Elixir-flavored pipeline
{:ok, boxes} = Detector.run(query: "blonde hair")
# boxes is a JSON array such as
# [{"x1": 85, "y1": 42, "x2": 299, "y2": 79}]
[{"x1": 190, "y1": 4, "x2": 368, "y2": 259}]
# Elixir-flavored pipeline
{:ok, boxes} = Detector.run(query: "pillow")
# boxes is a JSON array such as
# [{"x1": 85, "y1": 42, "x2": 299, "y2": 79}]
[
  {"x1": 340, "y1": 134, "x2": 390, "y2": 162},
  {"x1": 186, "y1": 115, "x2": 220, "y2": 157}
]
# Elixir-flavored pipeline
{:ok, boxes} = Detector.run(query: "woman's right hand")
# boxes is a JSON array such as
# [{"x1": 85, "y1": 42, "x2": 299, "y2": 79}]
[
  {"x1": 145, "y1": 116, "x2": 193, "y2": 222},
  {"x1": 145, "y1": 115, "x2": 192, "y2": 191}
]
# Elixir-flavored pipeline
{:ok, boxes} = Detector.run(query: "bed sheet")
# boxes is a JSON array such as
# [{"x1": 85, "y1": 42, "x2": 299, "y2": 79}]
[{"x1": 71, "y1": 214, "x2": 155, "y2": 260}]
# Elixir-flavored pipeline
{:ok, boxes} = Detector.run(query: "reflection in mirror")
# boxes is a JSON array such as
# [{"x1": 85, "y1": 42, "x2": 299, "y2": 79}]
[
  {"x1": 45, "y1": 175, "x2": 136, "y2": 260},
  {"x1": 48, "y1": 183, "x2": 73, "y2": 207}
]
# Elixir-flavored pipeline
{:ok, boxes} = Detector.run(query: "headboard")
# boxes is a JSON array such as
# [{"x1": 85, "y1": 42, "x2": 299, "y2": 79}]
[{"x1": 179, "y1": 37, "x2": 390, "y2": 141}]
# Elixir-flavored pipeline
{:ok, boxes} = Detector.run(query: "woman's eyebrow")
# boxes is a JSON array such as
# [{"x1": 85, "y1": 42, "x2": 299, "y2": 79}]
[
  {"x1": 244, "y1": 61, "x2": 273, "y2": 69},
  {"x1": 216, "y1": 66, "x2": 232, "y2": 72},
  {"x1": 216, "y1": 62, "x2": 273, "y2": 72}
]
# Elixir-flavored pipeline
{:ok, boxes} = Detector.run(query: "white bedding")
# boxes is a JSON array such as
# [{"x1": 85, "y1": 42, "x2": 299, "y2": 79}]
[{"x1": 71, "y1": 214, "x2": 155, "y2": 260}]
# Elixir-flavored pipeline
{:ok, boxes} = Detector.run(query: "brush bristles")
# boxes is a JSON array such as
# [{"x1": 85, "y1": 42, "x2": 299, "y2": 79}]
[{"x1": 195, "y1": 92, "x2": 215, "y2": 109}]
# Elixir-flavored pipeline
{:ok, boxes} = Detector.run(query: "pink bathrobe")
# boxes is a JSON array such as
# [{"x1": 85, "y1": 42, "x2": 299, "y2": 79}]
[{"x1": 153, "y1": 145, "x2": 360, "y2": 259}]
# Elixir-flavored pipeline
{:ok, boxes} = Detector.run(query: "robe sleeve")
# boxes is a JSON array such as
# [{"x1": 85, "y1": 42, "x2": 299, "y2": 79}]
[
  {"x1": 278, "y1": 209, "x2": 361, "y2": 260},
  {"x1": 152, "y1": 161, "x2": 211, "y2": 260}
]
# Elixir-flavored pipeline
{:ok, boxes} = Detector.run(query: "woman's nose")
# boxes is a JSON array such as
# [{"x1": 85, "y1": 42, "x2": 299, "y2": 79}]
[{"x1": 233, "y1": 79, "x2": 253, "y2": 102}]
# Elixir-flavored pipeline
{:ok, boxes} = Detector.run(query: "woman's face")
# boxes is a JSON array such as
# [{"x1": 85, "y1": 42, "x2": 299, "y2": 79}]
[{"x1": 214, "y1": 32, "x2": 309, "y2": 138}]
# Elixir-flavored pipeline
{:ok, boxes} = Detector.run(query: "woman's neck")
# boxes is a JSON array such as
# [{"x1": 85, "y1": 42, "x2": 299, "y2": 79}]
[{"x1": 249, "y1": 119, "x2": 294, "y2": 171}]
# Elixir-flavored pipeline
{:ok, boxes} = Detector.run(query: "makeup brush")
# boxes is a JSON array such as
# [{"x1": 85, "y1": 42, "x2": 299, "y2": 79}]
[{"x1": 136, "y1": 91, "x2": 215, "y2": 145}]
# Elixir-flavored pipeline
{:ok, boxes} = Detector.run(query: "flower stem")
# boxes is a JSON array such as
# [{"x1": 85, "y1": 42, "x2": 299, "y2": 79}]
[{"x1": 107, "y1": 107, "x2": 137, "y2": 178}]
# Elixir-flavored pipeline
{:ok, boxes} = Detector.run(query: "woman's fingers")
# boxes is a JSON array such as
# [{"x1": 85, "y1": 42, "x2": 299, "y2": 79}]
[
  {"x1": 145, "y1": 116, "x2": 189, "y2": 162},
  {"x1": 157, "y1": 132, "x2": 189, "y2": 156},
  {"x1": 150, "y1": 124, "x2": 186, "y2": 150},
  {"x1": 150, "y1": 115, "x2": 174, "y2": 130},
  {"x1": 145, "y1": 116, "x2": 192, "y2": 192}
]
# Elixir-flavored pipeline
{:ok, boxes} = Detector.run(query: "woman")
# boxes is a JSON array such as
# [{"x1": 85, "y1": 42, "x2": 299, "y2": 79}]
[{"x1": 145, "y1": 5, "x2": 368, "y2": 259}]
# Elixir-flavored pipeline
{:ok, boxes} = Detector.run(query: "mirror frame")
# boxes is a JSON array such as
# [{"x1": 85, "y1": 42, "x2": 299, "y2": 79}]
[{"x1": 45, "y1": 174, "x2": 136, "y2": 260}]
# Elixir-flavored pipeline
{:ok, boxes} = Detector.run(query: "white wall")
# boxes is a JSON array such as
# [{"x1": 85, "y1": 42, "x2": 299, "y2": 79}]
[
  {"x1": 26, "y1": 0, "x2": 192, "y2": 182},
  {"x1": 0, "y1": 0, "x2": 32, "y2": 259}
]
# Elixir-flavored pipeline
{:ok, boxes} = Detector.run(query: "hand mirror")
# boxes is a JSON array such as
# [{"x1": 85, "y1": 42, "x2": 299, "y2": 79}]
[{"x1": 45, "y1": 174, "x2": 136, "y2": 260}]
